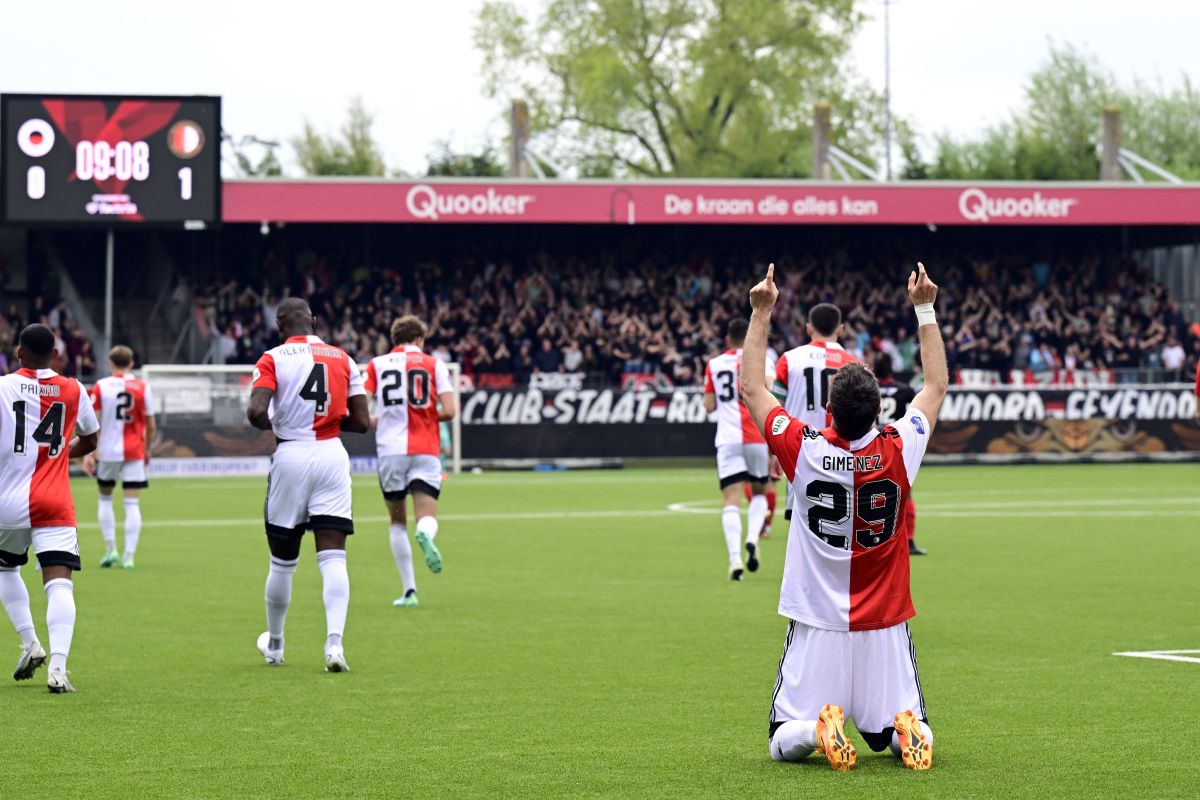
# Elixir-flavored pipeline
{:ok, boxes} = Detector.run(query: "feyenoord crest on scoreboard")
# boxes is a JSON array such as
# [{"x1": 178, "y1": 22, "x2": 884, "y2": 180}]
[{"x1": 0, "y1": 94, "x2": 220, "y2": 227}]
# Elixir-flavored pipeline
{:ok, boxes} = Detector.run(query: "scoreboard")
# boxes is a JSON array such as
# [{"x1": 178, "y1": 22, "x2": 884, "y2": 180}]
[{"x1": 1, "y1": 94, "x2": 220, "y2": 227}]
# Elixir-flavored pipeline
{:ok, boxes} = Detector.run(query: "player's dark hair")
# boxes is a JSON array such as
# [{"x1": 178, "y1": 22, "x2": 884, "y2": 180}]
[
  {"x1": 808, "y1": 304, "x2": 842, "y2": 338},
  {"x1": 828, "y1": 363, "x2": 880, "y2": 441},
  {"x1": 726, "y1": 318, "x2": 749, "y2": 346},
  {"x1": 391, "y1": 316, "x2": 427, "y2": 346},
  {"x1": 276, "y1": 298, "x2": 315, "y2": 337},
  {"x1": 18, "y1": 324, "x2": 56, "y2": 360},
  {"x1": 872, "y1": 352, "x2": 893, "y2": 380},
  {"x1": 109, "y1": 345, "x2": 134, "y2": 369}
]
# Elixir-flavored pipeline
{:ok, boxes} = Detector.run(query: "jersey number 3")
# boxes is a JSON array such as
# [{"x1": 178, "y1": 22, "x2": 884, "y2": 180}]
[{"x1": 11, "y1": 401, "x2": 66, "y2": 458}]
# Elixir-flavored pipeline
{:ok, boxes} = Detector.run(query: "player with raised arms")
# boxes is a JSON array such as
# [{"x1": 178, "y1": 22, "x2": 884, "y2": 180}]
[
  {"x1": 874, "y1": 353, "x2": 926, "y2": 556},
  {"x1": 0, "y1": 324, "x2": 100, "y2": 693},
  {"x1": 740, "y1": 263, "x2": 947, "y2": 771},
  {"x1": 772, "y1": 303, "x2": 859, "y2": 520},
  {"x1": 247, "y1": 299, "x2": 370, "y2": 672},
  {"x1": 363, "y1": 316, "x2": 457, "y2": 607},
  {"x1": 83, "y1": 345, "x2": 156, "y2": 569},
  {"x1": 703, "y1": 318, "x2": 770, "y2": 580}
]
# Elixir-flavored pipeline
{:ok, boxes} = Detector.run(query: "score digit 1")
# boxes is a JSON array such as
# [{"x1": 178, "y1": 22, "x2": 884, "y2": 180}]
[
  {"x1": 178, "y1": 167, "x2": 192, "y2": 200},
  {"x1": 27, "y1": 166, "x2": 45, "y2": 199}
]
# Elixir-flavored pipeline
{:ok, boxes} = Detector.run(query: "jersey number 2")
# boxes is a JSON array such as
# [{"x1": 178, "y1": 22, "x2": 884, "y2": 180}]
[
  {"x1": 115, "y1": 391, "x2": 134, "y2": 422},
  {"x1": 299, "y1": 364, "x2": 330, "y2": 415},
  {"x1": 11, "y1": 401, "x2": 66, "y2": 458}
]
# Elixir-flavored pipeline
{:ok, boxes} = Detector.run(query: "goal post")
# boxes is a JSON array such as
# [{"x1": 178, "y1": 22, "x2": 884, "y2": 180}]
[{"x1": 140, "y1": 362, "x2": 463, "y2": 474}]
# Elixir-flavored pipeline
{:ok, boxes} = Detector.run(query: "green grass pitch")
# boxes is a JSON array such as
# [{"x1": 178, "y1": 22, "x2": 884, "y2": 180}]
[{"x1": 2, "y1": 463, "x2": 1198, "y2": 798}]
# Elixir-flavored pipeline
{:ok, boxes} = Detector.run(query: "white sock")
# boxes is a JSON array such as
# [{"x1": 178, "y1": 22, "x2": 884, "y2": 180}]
[
  {"x1": 747, "y1": 495, "x2": 768, "y2": 546},
  {"x1": 415, "y1": 515, "x2": 439, "y2": 541},
  {"x1": 264, "y1": 556, "x2": 298, "y2": 650},
  {"x1": 890, "y1": 720, "x2": 934, "y2": 758},
  {"x1": 389, "y1": 524, "x2": 416, "y2": 594},
  {"x1": 770, "y1": 720, "x2": 819, "y2": 762},
  {"x1": 0, "y1": 567, "x2": 37, "y2": 647},
  {"x1": 123, "y1": 498, "x2": 142, "y2": 560},
  {"x1": 98, "y1": 495, "x2": 116, "y2": 552},
  {"x1": 721, "y1": 506, "x2": 742, "y2": 563},
  {"x1": 44, "y1": 578, "x2": 75, "y2": 673},
  {"x1": 316, "y1": 550, "x2": 349, "y2": 649}
]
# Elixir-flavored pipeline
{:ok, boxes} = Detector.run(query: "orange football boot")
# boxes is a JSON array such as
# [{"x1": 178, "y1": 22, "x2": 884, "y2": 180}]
[
  {"x1": 893, "y1": 710, "x2": 932, "y2": 770},
  {"x1": 816, "y1": 704, "x2": 857, "y2": 771}
]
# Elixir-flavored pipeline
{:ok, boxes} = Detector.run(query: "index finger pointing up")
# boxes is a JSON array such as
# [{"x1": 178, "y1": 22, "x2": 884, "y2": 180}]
[{"x1": 767, "y1": 262, "x2": 775, "y2": 282}]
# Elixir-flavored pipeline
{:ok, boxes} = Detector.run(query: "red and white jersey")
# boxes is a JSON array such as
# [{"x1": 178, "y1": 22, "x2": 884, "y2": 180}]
[
  {"x1": 764, "y1": 404, "x2": 931, "y2": 632},
  {"x1": 90, "y1": 373, "x2": 154, "y2": 462},
  {"x1": 363, "y1": 345, "x2": 452, "y2": 457},
  {"x1": 773, "y1": 342, "x2": 859, "y2": 430},
  {"x1": 0, "y1": 368, "x2": 100, "y2": 529},
  {"x1": 704, "y1": 349, "x2": 765, "y2": 447},
  {"x1": 252, "y1": 336, "x2": 366, "y2": 442}
]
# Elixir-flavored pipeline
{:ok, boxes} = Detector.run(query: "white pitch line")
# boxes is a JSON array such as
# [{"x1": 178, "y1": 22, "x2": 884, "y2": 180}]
[
  {"x1": 75, "y1": 508, "x2": 683, "y2": 530},
  {"x1": 1113, "y1": 650, "x2": 1200, "y2": 665}
]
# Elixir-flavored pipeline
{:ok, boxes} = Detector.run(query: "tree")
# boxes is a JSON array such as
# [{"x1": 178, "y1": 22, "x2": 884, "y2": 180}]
[
  {"x1": 920, "y1": 43, "x2": 1200, "y2": 181},
  {"x1": 292, "y1": 96, "x2": 387, "y2": 176},
  {"x1": 425, "y1": 142, "x2": 507, "y2": 177},
  {"x1": 226, "y1": 135, "x2": 283, "y2": 177},
  {"x1": 475, "y1": 0, "x2": 883, "y2": 178}
]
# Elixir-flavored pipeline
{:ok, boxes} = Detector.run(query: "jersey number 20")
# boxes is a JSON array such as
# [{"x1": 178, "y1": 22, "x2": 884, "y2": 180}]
[{"x1": 380, "y1": 369, "x2": 431, "y2": 408}]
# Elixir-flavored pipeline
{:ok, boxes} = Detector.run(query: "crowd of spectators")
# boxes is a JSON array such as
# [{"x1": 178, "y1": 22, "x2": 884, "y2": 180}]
[
  {"x1": 192, "y1": 244, "x2": 1200, "y2": 386},
  {"x1": 1, "y1": 296, "x2": 97, "y2": 378}
]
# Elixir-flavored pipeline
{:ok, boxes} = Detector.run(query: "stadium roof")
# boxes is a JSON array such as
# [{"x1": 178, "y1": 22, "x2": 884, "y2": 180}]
[{"x1": 223, "y1": 178, "x2": 1200, "y2": 227}]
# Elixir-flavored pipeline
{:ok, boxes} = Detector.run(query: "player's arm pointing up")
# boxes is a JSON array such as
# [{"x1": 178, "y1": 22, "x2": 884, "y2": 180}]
[
  {"x1": 741, "y1": 263, "x2": 783, "y2": 434},
  {"x1": 907, "y1": 262, "x2": 949, "y2": 432}
]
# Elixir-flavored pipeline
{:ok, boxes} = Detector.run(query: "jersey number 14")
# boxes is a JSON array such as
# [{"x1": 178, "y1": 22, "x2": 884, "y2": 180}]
[{"x1": 11, "y1": 401, "x2": 66, "y2": 458}]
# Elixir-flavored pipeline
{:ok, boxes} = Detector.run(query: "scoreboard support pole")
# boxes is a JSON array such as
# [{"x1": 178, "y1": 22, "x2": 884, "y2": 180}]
[{"x1": 104, "y1": 228, "x2": 114, "y2": 366}]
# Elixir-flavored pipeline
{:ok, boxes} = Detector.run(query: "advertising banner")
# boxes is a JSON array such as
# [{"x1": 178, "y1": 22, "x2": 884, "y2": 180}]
[
  {"x1": 147, "y1": 383, "x2": 1199, "y2": 463},
  {"x1": 225, "y1": 179, "x2": 1200, "y2": 227}
]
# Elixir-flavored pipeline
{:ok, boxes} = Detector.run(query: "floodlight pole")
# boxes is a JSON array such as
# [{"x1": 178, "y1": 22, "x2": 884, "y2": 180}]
[
  {"x1": 883, "y1": 0, "x2": 893, "y2": 181},
  {"x1": 104, "y1": 227, "x2": 114, "y2": 371}
]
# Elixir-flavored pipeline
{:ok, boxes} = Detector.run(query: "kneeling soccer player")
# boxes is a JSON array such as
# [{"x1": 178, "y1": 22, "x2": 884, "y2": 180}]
[
  {"x1": 363, "y1": 316, "x2": 457, "y2": 607},
  {"x1": 740, "y1": 262, "x2": 947, "y2": 771}
]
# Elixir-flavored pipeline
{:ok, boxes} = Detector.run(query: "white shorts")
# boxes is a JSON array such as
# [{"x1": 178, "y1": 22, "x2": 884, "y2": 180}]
[
  {"x1": 716, "y1": 443, "x2": 770, "y2": 488},
  {"x1": 97, "y1": 460, "x2": 148, "y2": 489},
  {"x1": 0, "y1": 526, "x2": 81, "y2": 571},
  {"x1": 769, "y1": 620, "x2": 926, "y2": 749},
  {"x1": 264, "y1": 440, "x2": 354, "y2": 538},
  {"x1": 378, "y1": 454, "x2": 443, "y2": 500}
]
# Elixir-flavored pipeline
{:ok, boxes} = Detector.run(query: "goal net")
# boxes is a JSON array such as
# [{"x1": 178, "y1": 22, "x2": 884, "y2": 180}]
[{"x1": 140, "y1": 362, "x2": 463, "y2": 474}]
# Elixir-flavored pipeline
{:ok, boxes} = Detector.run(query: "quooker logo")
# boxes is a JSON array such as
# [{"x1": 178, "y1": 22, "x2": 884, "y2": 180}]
[
  {"x1": 958, "y1": 188, "x2": 1078, "y2": 223},
  {"x1": 406, "y1": 184, "x2": 536, "y2": 221}
]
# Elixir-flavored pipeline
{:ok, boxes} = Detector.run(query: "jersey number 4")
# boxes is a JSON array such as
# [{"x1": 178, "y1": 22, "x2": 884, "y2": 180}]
[
  {"x1": 805, "y1": 478, "x2": 900, "y2": 550},
  {"x1": 380, "y1": 369, "x2": 431, "y2": 408},
  {"x1": 299, "y1": 364, "x2": 330, "y2": 415},
  {"x1": 11, "y1": 400, "x2": 66, "y2": 458}
]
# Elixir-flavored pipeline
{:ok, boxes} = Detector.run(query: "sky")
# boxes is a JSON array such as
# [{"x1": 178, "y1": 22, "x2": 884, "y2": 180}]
[{"x1": 2, "y1": 0, "x2": 1197, "y2": 176}]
